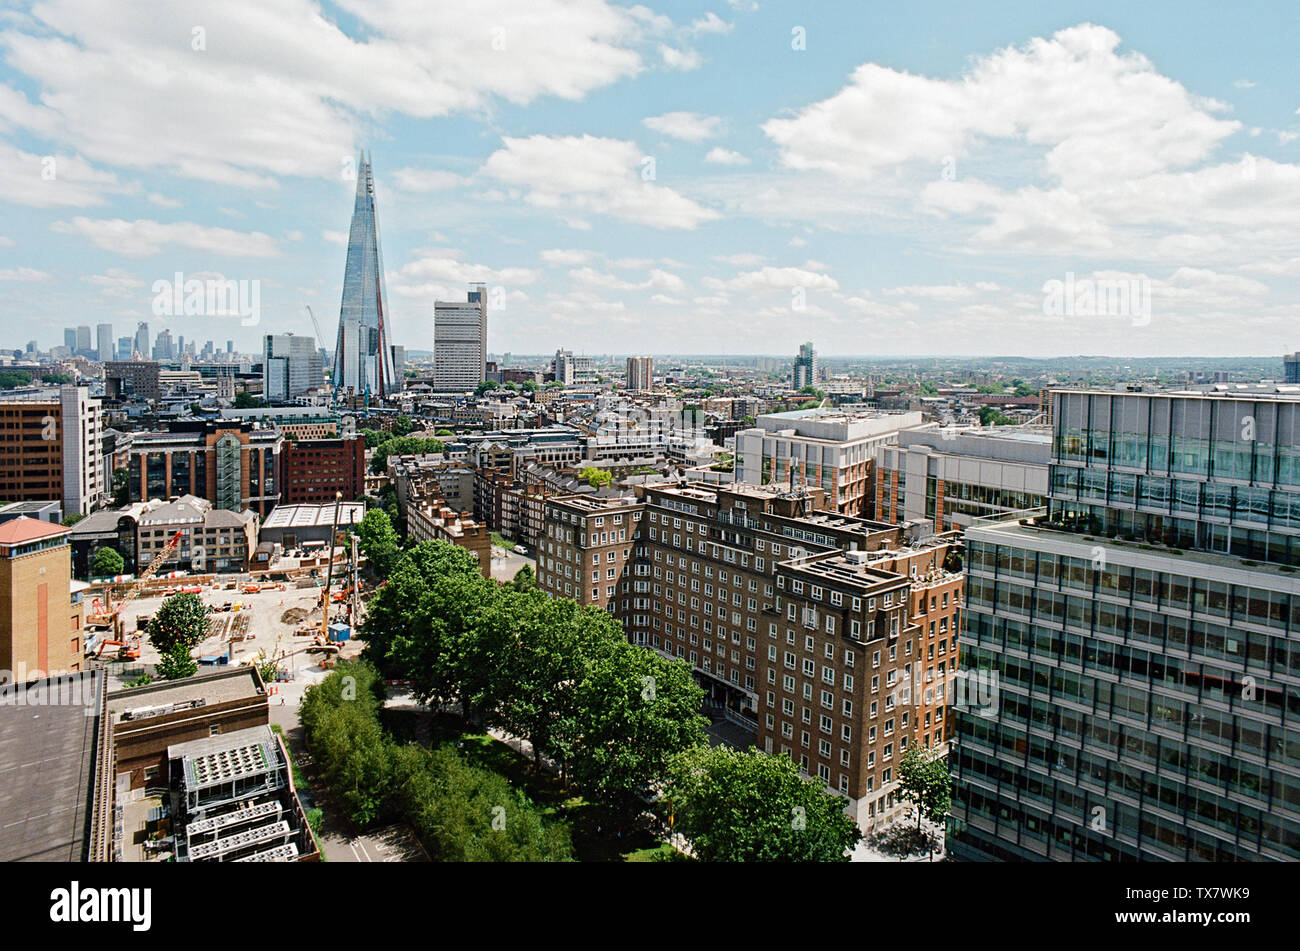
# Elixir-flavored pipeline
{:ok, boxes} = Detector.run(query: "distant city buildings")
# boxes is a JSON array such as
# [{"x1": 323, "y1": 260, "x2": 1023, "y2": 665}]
[
  {"x1": 96, "y1": 323, "x2": 113, "y2": 362},
  {"x1": 1284, "y1": 352, "x2": 1300, "y2": 384},
  {"x1": 433, "y1": 285, "x2": 488, "y2": 392}
]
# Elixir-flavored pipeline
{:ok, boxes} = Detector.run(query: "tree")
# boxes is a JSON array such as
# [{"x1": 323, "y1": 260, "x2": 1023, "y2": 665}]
[
  {"x1": 233, "y1": 391, "x2": 265, "y2": 409},
  {"x1": 544, "y1": 381, "x2": 564, "y2": 390},
  {"x1": 579, "y1": 466, "x2": 613, "y2": 489},
  {"x1": 155, "y1": 641, "x2": 198, "y2": 681},
  {"x1": 61, "y1": 512, "x2": 85, "y2": 527},
  {"x1": 508, "y1": 564, "x2": 536, "y2": 591},
  {"x1": 567, "y1": 635, "x2": 707, "y2": 817},
  {"x1": 896, "y1": 743, "x2": 952, "y2": 858},
  {"x1": 90, "y1": 546, "x2": 125, "y2": 578},
  {"x1": 357, "y1": 508, "x2": 401, "y2": 577},
  {"x1": 392, "y1": 414, "x2": 416, "y2": 437},
  {"x1": 665, "y1": 746, "x2": 862, "y2": 861},
  {"x1": 0, "y1": 370, "x2": 33, "y2": 389},
  {"x1": 254, "y1": 650, "x2": 281, "y2": 686},
  {"x1": 41, "y1": 373, "x2": 72, "y2": 385},
  {"x1": 370, "y1": 436, "x2": 446, "y2": 474},
  {"x1": 110, "y1": 468, "x2": 130, "y2": 507},
  {"x1": 521, "y1": 380, "x2": 539, "y2": 393},
  {"x1": 147, "y1": 592, "x2": 210, "y2": 656},
  {"x1": 502, "y1": 381, "x2": 518, "y2": 392},
  {"x1": 474, "y1": 380, "x2": 500, "y2": 397},
  {"x1": 434, "y1": 429, "x2": 454, "y2": 437}
]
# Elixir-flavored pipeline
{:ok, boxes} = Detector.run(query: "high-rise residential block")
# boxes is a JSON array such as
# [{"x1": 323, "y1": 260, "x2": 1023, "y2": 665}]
[
  {"x1": 793, "y1": 341, "x2": 819, "y2": 390},
  {"x1": 626, "y1": 356, "x2": 654, "y2": 392}
]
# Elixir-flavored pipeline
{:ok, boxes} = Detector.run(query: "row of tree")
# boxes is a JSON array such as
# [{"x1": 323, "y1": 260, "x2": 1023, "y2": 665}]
[
  {"x1": 359, "y1": 539, "x2": 865, "y2": 860},
  {"x1": 300, "y1": 661, "x2": 573, "y2": 860},
  {"x1": 362, "y1": 540, "x2": 708, "y2": 818}
]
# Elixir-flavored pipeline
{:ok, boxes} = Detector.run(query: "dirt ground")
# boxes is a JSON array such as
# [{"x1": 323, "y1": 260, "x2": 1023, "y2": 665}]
[{"x1": 93, "y1": 578, "x2": 367, "y2": 691}]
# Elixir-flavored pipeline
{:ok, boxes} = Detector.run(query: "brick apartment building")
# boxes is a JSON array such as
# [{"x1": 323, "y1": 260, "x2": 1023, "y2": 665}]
[
  {"x1": 407, "y1": 497, "x2": 492, "y2": 577},
  {"x1": 279, "y1": 434, "x2": 365, "y2": 504},
  {"x1": 537, "y1": 480, "x2": 963, "y2": 830}
]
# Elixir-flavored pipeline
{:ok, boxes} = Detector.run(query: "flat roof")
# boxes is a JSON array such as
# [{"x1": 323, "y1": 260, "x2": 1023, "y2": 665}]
[
  {"x1": 0, "y1": 671, "x2": 104, "y2": 862},
  {"x1": 262, "y1": 502, "x2": 365, "y2": 530},
  {"x1": 107, "y1": 667, "x2": 263, "y2": 725}
]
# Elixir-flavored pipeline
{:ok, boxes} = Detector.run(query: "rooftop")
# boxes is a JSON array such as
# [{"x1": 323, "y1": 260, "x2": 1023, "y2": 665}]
[
  {"x1": 0, "y1": 516, "x2": 68, "y2": 546},
  {"x1": 261, "y1": 502, "x2": 365, "y2": 530},
  {"x1": 0, "y1": 670, "x2": 105, "y2": 862}
]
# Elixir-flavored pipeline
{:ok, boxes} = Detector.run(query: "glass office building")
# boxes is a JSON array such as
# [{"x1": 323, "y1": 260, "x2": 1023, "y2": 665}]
[
  {"x1": 332, "y1": 152, "x2": 395, "y2": 400},
  {"x1": 949, "y1": 387, "x2": 1300, "y2": 861}
]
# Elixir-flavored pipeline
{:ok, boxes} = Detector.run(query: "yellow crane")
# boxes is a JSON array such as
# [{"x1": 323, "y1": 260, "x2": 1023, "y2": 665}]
[{"x1": 92, "y1": 529, "x2": 186, "y2": 658}]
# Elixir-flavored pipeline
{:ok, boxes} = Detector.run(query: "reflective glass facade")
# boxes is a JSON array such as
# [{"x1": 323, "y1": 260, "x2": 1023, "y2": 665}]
[
  {"x1": 949, "y1": 390, "x2": 1300, "y2": 861},
  {"x1": 333, "y1": 152, "x2": 394, "y2": 399}
]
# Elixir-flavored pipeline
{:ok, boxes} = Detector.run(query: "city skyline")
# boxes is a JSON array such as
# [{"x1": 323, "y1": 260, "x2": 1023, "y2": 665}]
[{"x1": 0, "y1": 2, "x2": 1295, "y2": 359}]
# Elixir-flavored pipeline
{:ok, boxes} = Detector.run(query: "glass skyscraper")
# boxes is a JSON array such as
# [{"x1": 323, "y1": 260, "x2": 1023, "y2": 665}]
[
  {"x1": 332, "y1": 152, "x2": 395, "y2": 400},
  {"x1": 949, "y1": 386, "x2": 1300, "y2": 861}
]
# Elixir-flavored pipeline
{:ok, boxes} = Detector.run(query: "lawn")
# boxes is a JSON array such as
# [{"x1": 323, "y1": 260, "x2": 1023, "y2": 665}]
[
  {"x1": 490, "y1": 532, "x2": 516, "y2": 552},
  {"x1": 381, "y1": 707, "x2": 670, "y2": 862}
]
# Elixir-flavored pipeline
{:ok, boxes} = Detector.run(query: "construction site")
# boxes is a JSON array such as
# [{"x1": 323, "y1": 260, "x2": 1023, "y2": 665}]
[{"x1": 82, "y1": 509, "x2": 371, "y2": 691}]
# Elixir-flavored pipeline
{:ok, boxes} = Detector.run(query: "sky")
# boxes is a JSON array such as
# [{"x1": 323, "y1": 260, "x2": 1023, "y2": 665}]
[{"x1": 0, "y1": 0, "x2": 1297, "y2": 359}]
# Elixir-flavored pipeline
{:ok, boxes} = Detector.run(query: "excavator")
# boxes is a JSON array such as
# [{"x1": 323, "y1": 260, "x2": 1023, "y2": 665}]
[{"x1": 90, "y1": 529, "x2": 185, "y2": 662}]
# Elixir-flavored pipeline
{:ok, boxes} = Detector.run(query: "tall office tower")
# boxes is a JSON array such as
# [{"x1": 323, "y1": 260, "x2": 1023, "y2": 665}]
[
  {"x1": 24, "y1": 341, "x2": 36, "y2": 354},
  {"x1": 117, "y1": 336, "x2": 133, "y2": 359},
  {"x1": 433, "y1": 285, "x2": 488, "y2": 392},
  {"x1": 153, "y1": 329, "x2": 176, "y2": 361},
  {"x1": 1284, "y1": 353, "x2": 1300, "y2": 384},
  {"x1": 626, "y1": 356, "x2": 654, "y2": 392},
  {"x1": 389, "y1": 344, "x2": 406, "y2": 380},
  {"x1": 793, "y1": 342, "x2": 819, "y2": 390},
  {"x1": 333, "y1": 152, "x2": 395, "y2": 400},
  {"x1": 263, "y1": 333, "x2": 324, "y2": 402},
  {"x1": 0, "y1": 385, "x2": 104, "y2": 516},
  {"x1": 75, "y1": 325, "x2": 92, "y2": 356},
  {"x1": 134, "y1": 322, "x2": 150, "y2": 359},
  {"x1": 227, "y1": 340, "x2": 234, "y2": 354},
  {"x1": 949, "y1": 386, "x2": 1300, "y2": 862},
  {"x1": 63, "y1": 328, "x2": 77, "y2": 352},
  {"x1": 96, "y1": 323, "x2": 113, "y2": 361}
]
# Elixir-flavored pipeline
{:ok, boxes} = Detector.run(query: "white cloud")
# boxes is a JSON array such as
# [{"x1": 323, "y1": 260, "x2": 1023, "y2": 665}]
[
  {"x1": 704, "y1": 147, "x2": 749, "y2": 166},
  {"x1": 716, "y1": 265, "x2": 838, "y2": 291},
  {"x1": 88, "y1": 268, "x2": 146, "y2": 298},
  {"x1": 50, "y1": 217, "x2": 280, "y2": 258},
  {"x1": 0, "y1": 144, "x2": 122, "y2": 207},
  {"x1": 147, "y1": 193, "x2": 182, "y2": 208},
  {"x1": 392, "y1": 167, "x2": 468, "y2": 192},
  {"x1": 481, "y1": 134, "x2": 719, "y2": 229},
  {"x1": 540, "y1": 248, "x2": 593, "y2": 265},
  {"x1": 690, "y1": 13, "x2": 733, "y2": 35},
  {"x1": 659, "y1": 45, "x2": 703, "y2": 71},
  {"x1": 1233, "y1": 79, "x2": 1256, "y2": 89},
  {"x1": 643, "y1": 112, "x2": 723, "y2": 142},
  {"x1": 0, "y1": 266, "x2": 50, "y2": 281},
  {"x1": 0, "y1": 0, "x2": 660, "y2": 185},
  {"x1": 570, "y1": 266, "x2": 685, "y2": 292}
]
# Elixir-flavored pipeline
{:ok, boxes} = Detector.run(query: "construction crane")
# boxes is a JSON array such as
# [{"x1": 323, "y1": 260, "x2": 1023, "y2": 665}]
[
  {"x1": 319, "y1": 492, "x2": 343, "y2": 639},
  {"x1": 304, "y1": 304, "x2": 328, "y2": 354},
  {"x1": 93, "y1": 529, "x2": 185, "y2": 658}
]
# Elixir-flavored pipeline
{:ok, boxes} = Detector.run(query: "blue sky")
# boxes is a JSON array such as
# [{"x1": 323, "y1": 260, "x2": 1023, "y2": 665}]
[{"x1": 0, "y1": 0, "x2": 1297, "y2": 358}]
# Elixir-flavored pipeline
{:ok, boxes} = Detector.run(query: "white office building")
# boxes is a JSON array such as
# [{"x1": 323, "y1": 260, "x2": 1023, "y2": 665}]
[{"x1": 433, "y1": 286, "x2": 487, "y2": 392}]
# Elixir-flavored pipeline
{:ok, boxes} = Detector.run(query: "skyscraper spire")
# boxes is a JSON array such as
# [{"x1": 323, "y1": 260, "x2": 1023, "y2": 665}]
[{"x1": 333, "y1": 151, "x2": 395, "y2": 400}]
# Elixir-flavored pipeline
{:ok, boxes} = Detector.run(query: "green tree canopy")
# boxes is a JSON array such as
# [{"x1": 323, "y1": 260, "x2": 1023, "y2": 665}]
[
  {"x1": 474, "y1": 380, "x2": 500, "y2": 397},
  {"x1": 91, "y1": 546, "x2": 125, "y2": 577},
  {"x1": 110, "y1": 468, "x2": 130, "y2": 507},
  {"x1": 369, "y1": 436, "x2": 446, "y2": 474},
  {"x1": 897, "y1": 743, "x2": 952, "y2": 832},
  {"x1": 520, "y1": 380, "x2": 539, "y2": 392},
  {"x1": 147, "y1": 592, "x2": 209, "y2": 655},
  {"x1": 579, "y1": 466, "x2": 613, "y2": 489},
  {"x1": 233, "y1": 391, "x2": 265, "y2": 408},
  {"x1": 391, "y1": 414, "x2": 416, "y2": 437},
  {"x1": 357, "y1": 508, "x2": 401, "y2": 577},
  {"x1": 665, "y1": 745, "x2": 862, "y2": 861},
  {"x1": 155, "y1": 641, "x2": 198, "y2": 681},
  {"x1": 61, "y1": 512, "x2": 85, "y2": 527}
]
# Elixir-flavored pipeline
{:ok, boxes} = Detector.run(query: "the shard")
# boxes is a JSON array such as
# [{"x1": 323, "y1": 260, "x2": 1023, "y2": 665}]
[{"x1": 332, "y1": 151, "x2": 395, "y2": 400}]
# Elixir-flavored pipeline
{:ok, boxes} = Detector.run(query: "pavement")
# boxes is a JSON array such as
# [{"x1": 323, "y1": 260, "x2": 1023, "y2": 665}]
[{"x1": 490, "y1": 546, "x2": 535, "y2": 584}]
